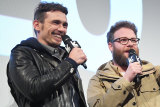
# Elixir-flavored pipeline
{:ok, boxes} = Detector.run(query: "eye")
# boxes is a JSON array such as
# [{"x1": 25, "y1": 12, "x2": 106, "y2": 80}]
[
  {"x1": 52, "y1": 20, "x2": 60, "y2": 25},
  {"x1": 63, "y1": 22, "x2": 68, "y2": 28},
  {"x1": 120, "y1": 38, "x2": 128, "y2": 42},
  {"x1": 131, "y1": 38, "x2": 137, "y2": 43}
]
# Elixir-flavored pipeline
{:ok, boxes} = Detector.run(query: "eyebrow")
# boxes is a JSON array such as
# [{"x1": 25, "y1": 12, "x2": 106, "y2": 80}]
[
  {"x1": 52, "y1": 20, "x2": 68, "y2": 26},
  {"x1": 117, "y1": 37, "x2": 137, "y2": 39}
]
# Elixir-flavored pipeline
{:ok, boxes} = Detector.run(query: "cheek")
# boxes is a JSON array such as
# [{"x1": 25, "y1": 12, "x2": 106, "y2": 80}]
[
  {"x1": 45, "y1": 24, "x2": 55, "y2": 32},
  {"x1": 48, "y1": 25, "x2": 54, "y2": 31},
  {"x1": 113, "y1": 44, "x2": 123, "y2": 52},
  {"x1": 116, "y1": 47, "x2": 128, "y2": 57}
]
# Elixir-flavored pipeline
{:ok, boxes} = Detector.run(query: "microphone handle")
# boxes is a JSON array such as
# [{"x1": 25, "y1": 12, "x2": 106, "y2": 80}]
[
  {"x1": 62, "y1": 35, "x2": 87, "y2": 69},
  {"x1": 135, "y1": 57, "x2": 141, "y2": 83},
  {"x1": 134, "y1": 75, "x2": 140, "y2": 83},
  {"x1": 70, "y1": 41, "x2": 87, "y2": 69},
  {"x1": 81, "y1": 61, "x2": 87, "y2": 69},
  {"x1": 128, "y1": 55, "x2": 141, "y2": 83}
]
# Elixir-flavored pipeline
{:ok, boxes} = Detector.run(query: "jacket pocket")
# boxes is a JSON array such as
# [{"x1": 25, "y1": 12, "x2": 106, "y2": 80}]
[{"x1": 140, "y1": 74, "x2": 160, "y2": 100}]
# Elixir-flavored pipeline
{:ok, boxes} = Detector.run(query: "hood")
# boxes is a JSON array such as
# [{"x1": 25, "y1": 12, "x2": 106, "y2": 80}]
[
  {"x1": 12, "y1": 37, "x2": 65, "y2": 56},
  {"x1": 21, "y1": 37, "x2": 41, "y2": 48},
  {"x1": 12, "y1": 37, "x2": 48, "y2": 53},
  {"x1": 20, "y1": 37, "x2": 48, "y2": 53}
]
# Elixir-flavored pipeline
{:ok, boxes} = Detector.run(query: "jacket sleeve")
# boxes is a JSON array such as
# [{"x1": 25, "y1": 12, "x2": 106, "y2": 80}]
[
  {"x1": 154, "y1": 66, "x2": 160, "y2": 86},
  {"x1": 8, "y1": 46, "x2": 77, "y2": 102},
  {"x1": 87, "y1": 75, "x2": 134, "y2": 107}
]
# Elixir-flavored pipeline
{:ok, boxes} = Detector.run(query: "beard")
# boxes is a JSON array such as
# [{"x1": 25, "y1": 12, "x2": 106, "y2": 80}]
[{"x1": 112, "y1": 46, "x2": 139, "y2": 68}]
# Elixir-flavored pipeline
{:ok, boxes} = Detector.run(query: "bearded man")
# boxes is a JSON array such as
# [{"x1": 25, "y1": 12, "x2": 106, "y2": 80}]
[{"x1": 87, "y1": 21, "x2": 160, "y2": 107}]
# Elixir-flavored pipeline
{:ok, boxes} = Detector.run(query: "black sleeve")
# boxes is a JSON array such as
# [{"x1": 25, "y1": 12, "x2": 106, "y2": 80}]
[{"x1": 8, "y1": 46, "x2": 78, "y2": 102}]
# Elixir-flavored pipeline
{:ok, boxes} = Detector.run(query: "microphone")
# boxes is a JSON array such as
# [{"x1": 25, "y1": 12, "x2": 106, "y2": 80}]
[
  {"x1": 127, "y1": 49, "x2": 142, "y2": 82},
  {"x1": 62, "y1": 35, "x2": 87, "y2": 69}
]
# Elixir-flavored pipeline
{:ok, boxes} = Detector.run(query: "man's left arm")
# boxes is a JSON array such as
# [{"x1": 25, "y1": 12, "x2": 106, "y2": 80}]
[{"x1": 153, "y1": 66, "x2": 160, "y2": 86}]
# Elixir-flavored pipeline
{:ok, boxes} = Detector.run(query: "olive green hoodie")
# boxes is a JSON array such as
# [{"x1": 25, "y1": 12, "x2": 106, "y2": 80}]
[{"x1": 87, "y1": 60, "x2": 160, "y2": 107}]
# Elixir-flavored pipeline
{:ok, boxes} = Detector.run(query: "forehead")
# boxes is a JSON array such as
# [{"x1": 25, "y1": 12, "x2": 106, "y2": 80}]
[
  {"x1": 114, "y1": 27, "x2": 136, "y2": 38},
  {"x1": 45, "y1": 11, "x2": 67, "y2": 22}
]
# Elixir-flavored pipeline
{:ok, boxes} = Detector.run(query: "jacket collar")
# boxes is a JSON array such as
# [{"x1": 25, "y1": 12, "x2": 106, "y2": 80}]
[
  {"x1": 96, "y1": 60, "x2": 156, "y2": 80},
  {"x1": 14, "y1": 37, "x2": 67, "y2": 60},
  {"x1": 96, "y1": 61, "x2": 121, "y2": 80},
  {"x1": 40, "y1": 43, "x2": 65, "y2": 61}
]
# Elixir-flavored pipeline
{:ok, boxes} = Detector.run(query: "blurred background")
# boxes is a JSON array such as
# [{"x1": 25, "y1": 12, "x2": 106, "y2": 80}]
[{"x1": 0, "y1": 0, "x2": 160, "y2": 106}]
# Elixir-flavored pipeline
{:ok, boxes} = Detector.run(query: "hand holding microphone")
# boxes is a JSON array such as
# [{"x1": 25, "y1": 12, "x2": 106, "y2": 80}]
[
  {"x1": 62, "y1": 35, "x2": 87, "y2": 69},
  {"x1": 124, "y1": 49, "x2": 142, "y2": 82}
]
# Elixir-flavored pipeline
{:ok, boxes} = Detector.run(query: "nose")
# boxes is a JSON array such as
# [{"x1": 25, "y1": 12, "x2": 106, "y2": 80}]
[
  {"x1": 58, "y1": 24, "x2": 67, "y2": 33},
  {"x1": 127, "y1": 40, "x2": 134, "y2": 47}
]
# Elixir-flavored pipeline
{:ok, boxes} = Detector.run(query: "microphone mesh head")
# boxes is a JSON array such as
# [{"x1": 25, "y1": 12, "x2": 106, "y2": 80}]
[
  {"x1": 129, "y1": 49, "x2": 136, "y2": 55},
  {"x1": 62, "y1": 35, "x2": 70, "y2": 42}
]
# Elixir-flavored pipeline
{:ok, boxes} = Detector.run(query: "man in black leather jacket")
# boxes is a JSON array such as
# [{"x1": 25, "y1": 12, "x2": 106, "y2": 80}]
[{"x1": 7, "y1": 2, "x2": 87, "y2": 107}]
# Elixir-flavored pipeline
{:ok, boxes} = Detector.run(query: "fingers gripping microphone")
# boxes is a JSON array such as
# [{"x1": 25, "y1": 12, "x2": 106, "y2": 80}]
[
  {"x1": 127, "y1": 49, "x2": 142, "y2": 82},
  {"x1": 62, "y1": 35, "x2": 87, "y2": 69}
]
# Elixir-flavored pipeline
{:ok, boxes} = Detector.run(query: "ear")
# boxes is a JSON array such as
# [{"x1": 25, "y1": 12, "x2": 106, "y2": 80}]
[
  {"x1": 108, "y1": 42, "x2": 113, "y2": 53},
  {"x1": 33, "y1": 20, "x2": 40, "y2": 32}
]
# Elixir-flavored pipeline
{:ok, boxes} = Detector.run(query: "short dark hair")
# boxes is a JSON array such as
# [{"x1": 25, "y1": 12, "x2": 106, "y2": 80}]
[
  {"x1": 34, "y1": 2, "x2": 68, "y2": 35},
  {"x1": 34, "y1": 2, "x2": 68, "y2": 23},
  {"x1": 106, "y1": 21, "x2": 137, "y2": 44}
]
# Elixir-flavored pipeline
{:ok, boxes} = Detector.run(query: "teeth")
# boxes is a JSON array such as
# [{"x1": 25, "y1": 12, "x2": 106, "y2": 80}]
[{"x1": 55, "y1": 35, "x2": 61, "y2": 38}]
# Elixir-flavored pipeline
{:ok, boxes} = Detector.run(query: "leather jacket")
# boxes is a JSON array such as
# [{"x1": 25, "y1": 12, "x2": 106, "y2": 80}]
[{"x1": 7, "y1": 37, "x2": 87, "y2": 107}]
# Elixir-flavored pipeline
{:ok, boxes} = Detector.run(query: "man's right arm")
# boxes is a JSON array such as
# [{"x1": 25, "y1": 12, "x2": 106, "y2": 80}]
[{"x1": 8, "y1": 46, "x2": 78, "y2": 102}]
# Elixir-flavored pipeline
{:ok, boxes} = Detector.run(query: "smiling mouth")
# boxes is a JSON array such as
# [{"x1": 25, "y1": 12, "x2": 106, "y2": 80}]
[
  {"x1": 54, "y1": 35, "x2": 61, "y2": 38},
  {"x1": 51, "y1": 32, "x2": 61, "y2": 38},
  {"x1": 52, "y1": 34, "x2": 62, "y2": 43}
]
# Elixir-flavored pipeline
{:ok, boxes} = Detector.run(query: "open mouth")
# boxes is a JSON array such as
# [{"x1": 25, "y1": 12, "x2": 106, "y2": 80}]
[
  {"x1": 51, "y1": 32, "x2": 62, "y2": 40},
  {"x1": 124, "y1": 50, "x2": 130, "y2": 57},
  {"x1": 54, "y1": 35, "x2": 61, "y2": 39},
  {"x1": 54, "y1": 35, "x2": 62, "y2": 42}
]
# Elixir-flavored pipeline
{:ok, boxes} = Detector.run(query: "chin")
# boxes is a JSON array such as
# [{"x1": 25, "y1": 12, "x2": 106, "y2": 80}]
[
  {"x1": 56, "y1": 42, "x2": 61, "y2": 45},
  {"x1": 51, "y1": 40, "x2": 61, "y2": 45}
]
